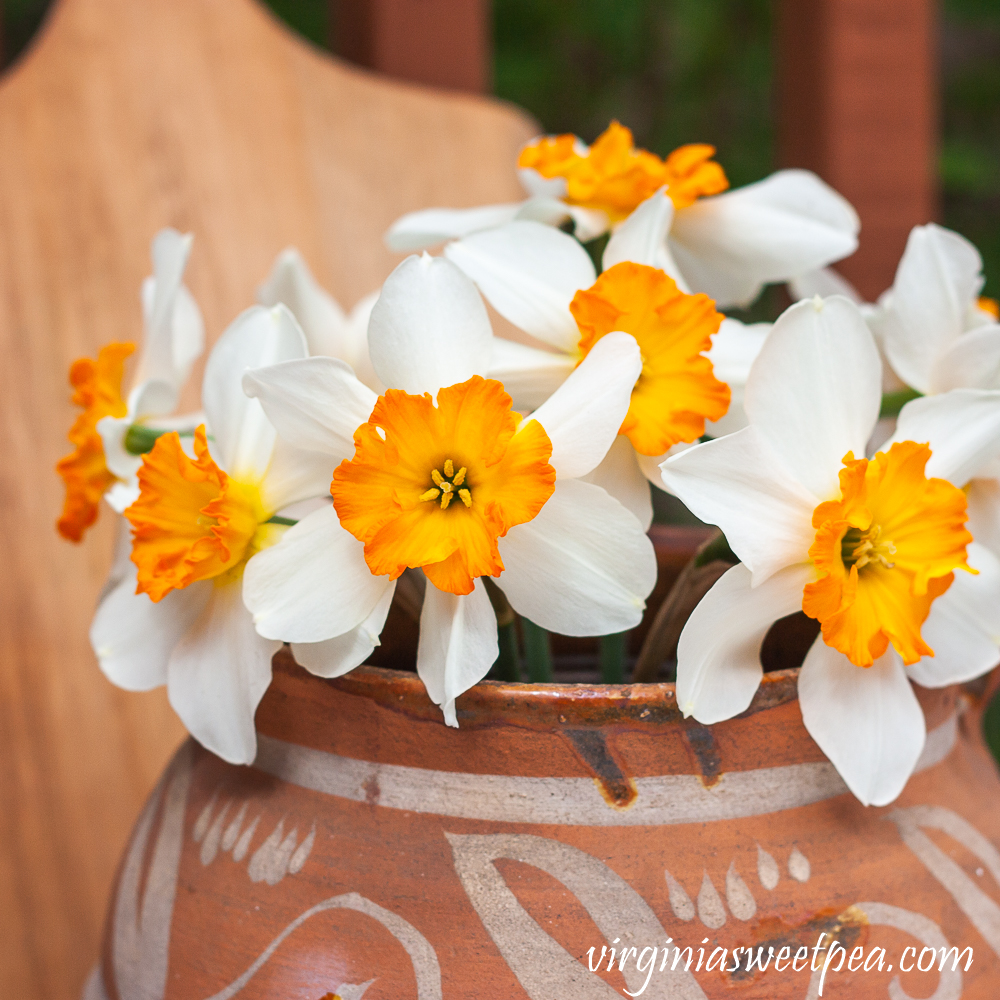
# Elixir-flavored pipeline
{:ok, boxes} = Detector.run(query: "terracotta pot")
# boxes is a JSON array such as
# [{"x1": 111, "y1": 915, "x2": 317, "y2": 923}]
[{"x1": 85, "y1": 535, "x2": 1000, "y2": 1000}]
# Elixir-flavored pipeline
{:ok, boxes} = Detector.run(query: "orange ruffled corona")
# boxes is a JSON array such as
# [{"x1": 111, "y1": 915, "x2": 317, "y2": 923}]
[
  {"x1": 802, "y1": 441, "x2": 973, "y2": 667},
  {"x1": 979, "y1": 296, "x2": 1000, "y2": 321},
  {"x1": 518, "y1": 121, "x2": 729, "y2": 221},
  {"x1": 56, "y1": 341, "x2": 135, "y2": 542},
  {"x1": 126, "y1": 426, "x2": 264, "y2": 602},
  {"x1": 332, "y1": 376, "x2": 556, "y2": 596},
  {"x1": 570, "y1": 262, "x2": 729, "y2": 455}
]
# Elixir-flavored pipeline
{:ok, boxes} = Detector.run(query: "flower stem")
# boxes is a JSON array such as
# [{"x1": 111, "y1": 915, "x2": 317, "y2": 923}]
[
  {"x1": 879, "y1": 387, "x2": 922, "y2": 418},
  {"x1": 123, "y1": 424, "x2": 201, "y2": 454},
  {"x1": 521, "y1": 618, "x2": 553, "y2": 682},
  {"x1": 493, "y1": 621, "x2": 522, "y2": 682},
  {"x1": 600, "y1": 632, "x2": 629, "y2": 684}
]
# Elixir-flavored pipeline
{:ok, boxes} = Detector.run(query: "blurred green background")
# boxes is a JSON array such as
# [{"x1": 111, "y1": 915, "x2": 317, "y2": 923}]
[
  {"x1": 4, "y1": 0, "x2": 997, "y2": 297},
  {"x1": 4, "y1": 0, "x2": 1000, "y2": 742}
]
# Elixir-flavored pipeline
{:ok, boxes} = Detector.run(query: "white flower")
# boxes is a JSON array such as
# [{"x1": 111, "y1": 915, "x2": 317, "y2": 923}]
[
  {"x1": 442, "y1": 208, "x2": 764, "y2": 527},
  {"x1": 257, "y1": 247, "x2": 381, "y2": 390},
  {"x1": 386, "y1": 122, "x2": 859, "y2": 309},
  {"x1": 242, "y1": 254, "x2": 658, "y2": 726},
  {"x1": 660, "y1": 295, "x2": 1000, "y2": 805},
  {"x1": 90, "y1": 306, "x2": 333, "y2": 764},
  {"x1": 97, "y1": 229, "x2": 206, "y2": 511}
]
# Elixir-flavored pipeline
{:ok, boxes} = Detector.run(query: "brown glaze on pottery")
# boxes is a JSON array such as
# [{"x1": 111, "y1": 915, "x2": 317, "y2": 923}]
[{"x1": 87, "y1": 648, "x2": 1000, "y2": 1000}]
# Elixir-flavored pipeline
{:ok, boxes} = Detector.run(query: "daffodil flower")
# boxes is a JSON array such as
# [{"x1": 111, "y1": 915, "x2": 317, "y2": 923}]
[
  {"x1": 442, "y1": 212, "x2": 752, "y2": 528},
  {"x1": 386, "y1": 121, "x2": 859, "y2": 310},
  {"x1": 242, "y1": 254, "x2": 658, "y2": 726},
  {"x1": 90, "y1": 305, "x2": 334, "y2": 764},
  {"x1": 257, "y1": 247, "x2": 381, "y2": 390},
  {"x1": 660, "y1": 295, "x2": 1000, "y2": 806},
  {"x1": 57, "y1": 228, "x2": 205, "y2": 539}
]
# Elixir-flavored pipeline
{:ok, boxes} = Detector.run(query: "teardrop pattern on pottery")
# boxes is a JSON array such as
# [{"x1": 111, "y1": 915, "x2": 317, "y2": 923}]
[
  {"x1": 696, "y1": 871, "x2": 726, "y2": 928},
  {"x1": 789, "y1": 846, "x2": 811, "y2": 882},
  {"x1": 664, "y1": 868, "x2": 696, "y2": 921},
  {"x1": 756, "y1": 843, "x2": 780, "y2": 890},
  {"x1": 725, "y1": 860, "x2": 757, "y2": 920}
]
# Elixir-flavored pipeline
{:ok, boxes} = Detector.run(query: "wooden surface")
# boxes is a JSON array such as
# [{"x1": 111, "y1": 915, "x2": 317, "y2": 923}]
[
  {"x1": 333, "y1": 0, "x2": 491, "y2": 92},
  {"x1": 0, "y1": 1, "x2": 534, "y2": 995},
  {"x1": 776, "y1": 0, "x2": 937, "y2": 300}
]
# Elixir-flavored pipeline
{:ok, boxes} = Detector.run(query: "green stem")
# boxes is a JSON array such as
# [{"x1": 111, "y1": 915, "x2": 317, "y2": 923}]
[
  {"x1": 521, "y1": 618, "x2": 553, "y2": 682},
  {"x1": 265, "y1": 515, "x2": 299, "y2": 526},
  {"x1": 880, "y1": 387, "x2": 922, "y2": 419},
  {"x1": 600, "y1": 631, "x2": 629, "y2": 684},
  {"x1": 493, "y1": 621, "x2": 522, "y2": 682},
  {"x1": 123, "y1": 424, "x2": 201, "y2": 455}
]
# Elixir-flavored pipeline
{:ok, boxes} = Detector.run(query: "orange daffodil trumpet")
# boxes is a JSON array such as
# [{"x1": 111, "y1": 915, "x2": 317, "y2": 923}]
[
  {"x1": 89, "y1": 305, "x2": 336, "y2": 764},
  {"x1": 385, "y1": 121, "x2": 859, "y2": 311},
  {"x1": 56, "y1": 228, "x2": 205, "y2": 540},
  {"x1": 441, "y1": 212, "x2": 746, "y2": 529},
  {"x1": 660, "y1": 295, "x2": 1000, "y2": 806},
  {"x1": 242, "y1": 254, "x2": 658, "y2": 726}
]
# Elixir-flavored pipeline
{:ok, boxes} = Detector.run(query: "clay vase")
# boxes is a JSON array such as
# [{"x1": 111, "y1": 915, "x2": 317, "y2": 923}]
[
  {"x1": 85, "y1": 660, "x2": 1000, "y2": 1000},
  {"x1": 86, "y1": 540, "x2": 1000, "y2": 1000}
]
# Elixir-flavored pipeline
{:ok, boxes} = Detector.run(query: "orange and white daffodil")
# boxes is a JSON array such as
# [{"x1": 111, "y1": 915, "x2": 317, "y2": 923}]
[
  {"x1": 56, "y1": 228, "x2": 205, "y2": 540},
  {"x1": 89, "y1": 305, "x2": 335, "y2": 764},
  {"x1": 659, "y1": 295, "x2": 1000, "y2": 806},
  {"x1": 257, "y1": 247, "x2": 381, "y2": 391},
  {"x1": 795, "y1": 225, "x2": 1000, "y2": 555},
  {"x1": 241, "y1": 254, "x2": 658, "y2": 726},
  {"x1": 441, "y1": 213, "x2": 767, "y2": 528},
  {"x1": 385, "y1": 120, "x2": 859, "y2": 310}
]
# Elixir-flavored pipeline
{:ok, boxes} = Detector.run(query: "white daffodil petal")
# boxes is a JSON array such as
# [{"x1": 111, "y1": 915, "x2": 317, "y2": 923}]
[
  {"x1": 417, "y1": 580, "x2": 498, "y2": 728},
  {"x1": 497, "y1": 478, "x2": 656, "y2": 636},
  {"x1": 257, "y1": 247, "x2": 351, "y2": 360},
  {"x1": 966, "y1": 477, "x2": 1000, "y2": 559},
  {"x1": 581, "y1": 435, "x2": 653, "y2": 530},
  {"x1": 526, "y1": 331, "x2": 641, "y2": 479},
  {"x1": 932, "y1": 323, "x2": 1000, "y2": 392},
  {"x1": 97, "y1": 413, "x2": 142, "y2": 484},
  {"x1": 167, "y1": 578, "x2": 280, "y2": 765},
  {"x1": 788, "y1": 266, "x2": 863, "y2": 304},
  {"x1": 242, "y1": 505, "x2": 391, "y2": 643},
  {"x1": 258, "y1": 439, "x2": 336, "y2": 514},
  {"x1": 890, "y1": 389, "x2": 1000, "y2": 486},
  {"x1": 799, "y1": 641, "x2": 925, "y2": 807},
  {"x1": 444, "y1": 220, "x2": 595, "y2": 352},
  {"x1": 518, "y1": 166, "x2": 569, "y2": 199},
  {"x1": 384, "y1": 203, "x2": 525, "y2": 252},
  {"x1": 291, "y1": 582, "x2": 396, "y2": 679},
  {"x1": 90, "y1": 568, "x2": 210, "y2": 691},
  {"x1": 169, "y1": 284, "x2": 205, "y2": 388},
  {"x1": 676, "y1": 562, "x2": 810, "y2": 723},
  {"x1": 243, "y1": 356, "x2": 377, "y2": 460},
  {"x1": 203, "y1": 304, "x2": 308, "y2": 481},
  {"x1": 880, "y1": 224, "x2": 984, "y2": 393},
  {"x1": 603, "y1": 189, "x2": 676, "y2": 272},
  {"x1": 908, "y1": 542, "x2": 1000, "y2": 687},
  {"x1": 368, "y1": 254, "x2": 493, "y2": 394},
  {"x1": 704, "y1": 318, "x2": 770, "y2": 437},
  {"x1": 136, "y1": 228, "x2": 199, "y2": 391},
  {"x1": 345, "y1": 291, "x2": 381, "y2": 390},
  {"x1": 744, "y1": 295, "x2": 881, "y2": 500},
  {"x1": 487, "y1": 337, "x2": 576, "y2": 411},
  {"x1": 668, "y1": 170, "x2": 859, "y2": 308},
  {"x1": 660, "y1": 426, "x2": 817, "y2": 585}
]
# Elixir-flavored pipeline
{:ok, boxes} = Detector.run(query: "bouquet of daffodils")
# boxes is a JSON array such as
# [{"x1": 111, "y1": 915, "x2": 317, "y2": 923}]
[{"x1": 58, "y1": 122, "x2": 1000, "y2": 810}]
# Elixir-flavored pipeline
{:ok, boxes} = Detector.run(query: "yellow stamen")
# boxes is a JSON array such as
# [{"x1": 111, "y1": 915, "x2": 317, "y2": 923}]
[
  {"x1": 517, "y1": 121, "x2": 729, "y2": 221},
  {"x1": 570, "y1": 262, "x2": 729, "y2": 454},
  {"x1": 419, "y1": 488, "x2": 440, "y2": 502},
  {"x1": 56, "y1": 341, "x2": 136, "y2": 542},
  {"x1": 803, "y1": 441, "x2": 973, "y2": 667},
  {"x1": 332, "y1": 377, "x2": 556, "y2": 596}
]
